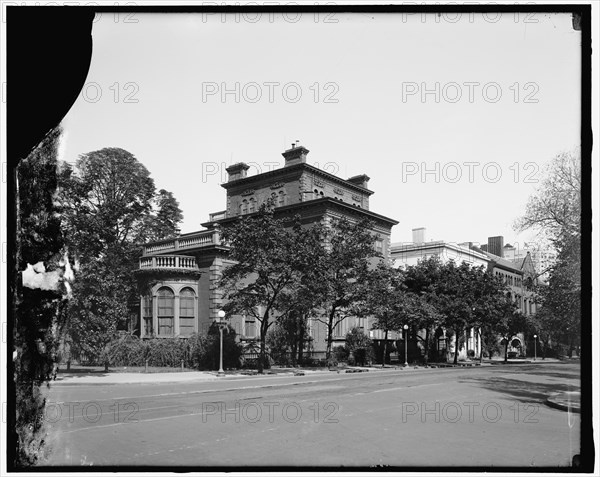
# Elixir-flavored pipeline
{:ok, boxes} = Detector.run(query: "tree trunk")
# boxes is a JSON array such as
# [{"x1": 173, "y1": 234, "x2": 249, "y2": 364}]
[
  {"x1": 504, "y1": 338, "x2": 509, "y2": 363},
  {"x1": 258, "y1": 319, "x2": 268, "y2": 374},
  {"x1": 453, "y1": 331, "x2": 459, "y2": 364},
  {"x1": 424, "y1": 328, "x2": 430, "y2": 365},
  {"x1": 382, "y1": 329, "x2": 388, "y2": 367},
  {"x1": 326, "y1": 327, "x2": 333, "y2": 368},
  {"x1": 297, "y1": 318, "x2": 305, "y2": 365},
  {"x1": 326, "y1": 310, "x2": 335, "y2": 367},
  {"x1": 542, "y1": 339, "x2": 546, "y2": 360},
  {"x1": 291, "y1": 339, "x2": 297, "y2": 367},
  {"x1": 478, "y1": 330, "x2": 484, "y2": 363},
  {"x1": 258, "y1": 336, "x2": 265, "y2": 374}
]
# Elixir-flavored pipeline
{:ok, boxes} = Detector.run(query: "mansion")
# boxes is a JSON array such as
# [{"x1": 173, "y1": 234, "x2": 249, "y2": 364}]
[
  {"x1": 135, "y1": 144, "x2": 398, "y2": 355},
  {"x1": 135, "y1": 144, "x2": 539, "y2": 362}
]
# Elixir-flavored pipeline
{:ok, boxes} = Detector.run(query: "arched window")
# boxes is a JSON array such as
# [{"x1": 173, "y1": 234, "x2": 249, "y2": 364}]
[
  {"x1": 314, "y1": 189, "x2": 319, "y2": 198},
  {"x1": 278, "y1": 191, "x2": 285, "y2": 206},
  {"x1": 248, "y1": 198, "x2": 255, "y2": 213},
  {"x1": 241, "y1": 199, "x2": 248, "y2": 215},
  {"x1": 143, "y1": 296, "x2": 153, "y2": 336},
  {"x1": 179, "y1": 288, "x2": 196, "y2": 336},
  {"x1": 157, "y1": 287, "x2": 174, "y2": 336}
]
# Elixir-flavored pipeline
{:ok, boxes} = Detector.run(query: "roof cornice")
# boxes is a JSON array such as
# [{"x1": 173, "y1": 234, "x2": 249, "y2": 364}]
[
  {"x1": 213, "y1": 197, "x2": 398, "y2": 227},
  {"x1": 220, "y1": 162, "x2": 374, "y2": 196}
]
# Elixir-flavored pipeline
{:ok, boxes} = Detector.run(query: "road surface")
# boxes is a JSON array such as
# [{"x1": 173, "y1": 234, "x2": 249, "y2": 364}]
[{"x1": 41, "y1": 362, "x2": 581, "y2": 468}]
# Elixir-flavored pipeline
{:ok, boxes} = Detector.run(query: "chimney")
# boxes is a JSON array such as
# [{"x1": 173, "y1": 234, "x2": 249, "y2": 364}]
[
  {"x1": 282, "y1": 145, "x2": 309, "y2": 167},
  {"x1": 347, "y1": 174, "x2": 370, "y2": 189},
  {"x1": 412, "y1": 227, "x2": 426, "y2": 244},
  {"x1": 226, "y1": 162, "x2": 250, "y2": 182},
  {"x1": 487, "y1": 236, "x2": 504, "y2": 257}
]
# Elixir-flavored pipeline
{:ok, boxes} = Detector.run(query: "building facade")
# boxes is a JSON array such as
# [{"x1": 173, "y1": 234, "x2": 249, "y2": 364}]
[
  {"x1": 135, "y1": 145, "x2": 398, "y2": 356},
  {"x1": 390, "y1": 229, "x2": 538, "y2": 360}
]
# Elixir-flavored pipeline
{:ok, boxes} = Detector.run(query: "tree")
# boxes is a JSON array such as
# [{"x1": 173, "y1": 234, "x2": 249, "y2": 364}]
[
  {"x1": 493, "y1": 298, "x2": 530, "y2": 363},
  {"x1": 533, "y1": 238, "x2": 581, "y2": 356},
  {"x1": 469, "y1": 269, "x2": 516, "y2": 361},
  {"x1": 429, "y1": 260, "x2": 512, "y2": 364},
  {"x1": 515, "y1": 149, "x2": 581, "y2": 245},
  {"x1": 358, "y1": 262, "x2": 438, "y2": 366},
  {"x1": 403, "y1": 257, "x2": 445, "y2": 364},
  {"x1": 266, "y1": 312, "x2": 312, "y2": 366},
  {"x1": 219, "y1": 205, "x2": 323, "y2": 373},
  {"x1": 357, "y1": 262, "x2": 403, "y2": 366},
  {"x1": 146, "y1": 189, "x2": 184, "y2": 242},
  {"x1": 15, "y1": 127, "x2": 69, "y2": 465},
  {"x1": 431, "y1": 261, "x2": 478, "y2": 364},
  {"x1": 310, "y1": 218, "x2": 380, "y2": 364},
  {"x1": 58, "y1": 148, "x2": 156, "y2": 254},
  {"x1": 344, "y1": 327, "x2": 373, "y2": 366},
  {"x1": 203, "y1": 322, "x2": 242, "y2": 370},
  {"x1": 514, "y1": 149, "x2": 582, "y2": 355},
  {"x1": 57, "y1": 148, "x2": 183, "y2": 366}
]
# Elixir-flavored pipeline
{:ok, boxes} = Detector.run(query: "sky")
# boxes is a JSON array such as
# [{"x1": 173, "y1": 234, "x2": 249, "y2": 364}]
[{"x1": 60, "y1": 10, "x2": 581, "y2": 249}]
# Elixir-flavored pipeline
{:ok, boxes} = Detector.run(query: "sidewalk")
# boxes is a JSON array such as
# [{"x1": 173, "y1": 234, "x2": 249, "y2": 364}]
[
  {"x1": 50, "y1": 362, "x2": 488, "y2": 385},
  {"x1": 487, "y1": 357, "x2": 564, "y2": 364},
  {"x1": 52, "y1": 371, "x2": 220, "y2": 385},
  {"x1": 546, "y1": 391, "x2": 581, "y2": 413}
]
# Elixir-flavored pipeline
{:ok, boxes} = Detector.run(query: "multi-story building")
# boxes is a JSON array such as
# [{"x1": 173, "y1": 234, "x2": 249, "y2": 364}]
[
  {"x1": 390, "y1": 230, "x2": 538, "y2": 360},
  {"x1": 503, "y1": 241, "x2": 557, "y2": 284},
  {"x1": 135, "y1": 144, "x2": 398, "y2": 356}
]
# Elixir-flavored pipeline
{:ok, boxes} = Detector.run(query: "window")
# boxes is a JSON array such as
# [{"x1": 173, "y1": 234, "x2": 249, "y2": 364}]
[
  {"x1": 241, "y1": 199, "x2": 248, "y2": 215},
  {"x1": 179, "y1": 287, "x2": 196, "y2": 336},
  {"x1": 245, "y1": 317, "x2": 257, "y2": 338},
  {"x1": 157, "y1": 287, "x2": 174, "y2": 336},
  {"x1": 278, "y1": 191, "x2": 285, "y2": 206},
  {"x1": 375, "y1": 238, "x2": 383, "y2": 253},
  {"x1": 143, "y1": 296, "x2": 153, "y2": 336},
  {"x1": 248, "y1": 198, "x2": 255, "y2": 213}
]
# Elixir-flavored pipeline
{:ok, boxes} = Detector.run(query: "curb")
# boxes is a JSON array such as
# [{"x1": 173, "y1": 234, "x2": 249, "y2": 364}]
[{"x1": 545, "y1": 391, "x2": 581, "y2": 413}]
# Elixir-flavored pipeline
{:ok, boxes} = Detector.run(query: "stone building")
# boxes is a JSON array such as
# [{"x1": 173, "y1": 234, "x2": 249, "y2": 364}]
[
  {"x1": 135, "y1": 144, "x2": 398, "y2": 356},
  {"x1": 390, "y1": 229, "x2": 538, "y2": 360}
]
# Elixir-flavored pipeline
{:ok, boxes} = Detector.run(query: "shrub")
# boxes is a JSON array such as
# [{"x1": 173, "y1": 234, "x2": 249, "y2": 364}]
[
  {"x1": 105, "y1": 333, "x2": 147, "y2": 367},
  {"x1": 467, "y1": 349, "x2": 475, "y2": 358},
  {"x1": 197, "y1": 323, "x2": 242, "y2": 370},
  {"x1": 345, "y1": 327, "x2": 374, "y2": 366},
  {"x1": 333, "y1": 345, "x2": 349, "y2": 363},
  {"x1": 185, "y1": 332, "x2": 208, "y2": 369},
  {"x1": 145, "y1": 339, "x2": 188, "y2": 367}
]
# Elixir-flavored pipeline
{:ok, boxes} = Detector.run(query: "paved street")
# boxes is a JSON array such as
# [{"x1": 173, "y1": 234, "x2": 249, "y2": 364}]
[{"x1": 41, "y1": 362, "x2": 581, "y2": 468}]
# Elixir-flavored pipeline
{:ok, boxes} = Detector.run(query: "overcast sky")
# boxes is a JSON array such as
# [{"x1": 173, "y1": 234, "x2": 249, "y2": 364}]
[{"x1": 60, "y1": 10, "x2": 581, "y2": 249}]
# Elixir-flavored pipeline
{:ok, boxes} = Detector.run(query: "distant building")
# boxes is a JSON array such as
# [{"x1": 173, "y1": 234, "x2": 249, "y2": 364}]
[
  {"x1": 503, "y1": 241, "x2": 557, "y2": 283},
  {"x1": 135, "y1": 144, "x2": 398, "y2": 357},
  {"x1": 390, "y1": 230, "x2": 538, "y2": 359}
]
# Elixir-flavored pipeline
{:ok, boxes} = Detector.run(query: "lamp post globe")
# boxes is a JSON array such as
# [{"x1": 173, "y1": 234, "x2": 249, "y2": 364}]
[
  {"x1": 216, "y1": 309, "x2": 226, "y2": 376},
  {"x1": 403, "y1": 324, "x2": 409, "y2": 367},
  {"x1": 533, "y1": 334, "x2": 537, "y2": 361}
]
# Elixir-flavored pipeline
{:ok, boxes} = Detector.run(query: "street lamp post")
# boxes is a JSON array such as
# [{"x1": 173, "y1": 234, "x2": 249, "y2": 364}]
[
  {"x1": 533, "y1": 334, "x2": 537, "y2": 361},
  {"x1": 403, "y1": 324, "x2": 409, "y2": 367},
  {"x1": 216, "y1": 310, "x2": 226, "y2": 376}
]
